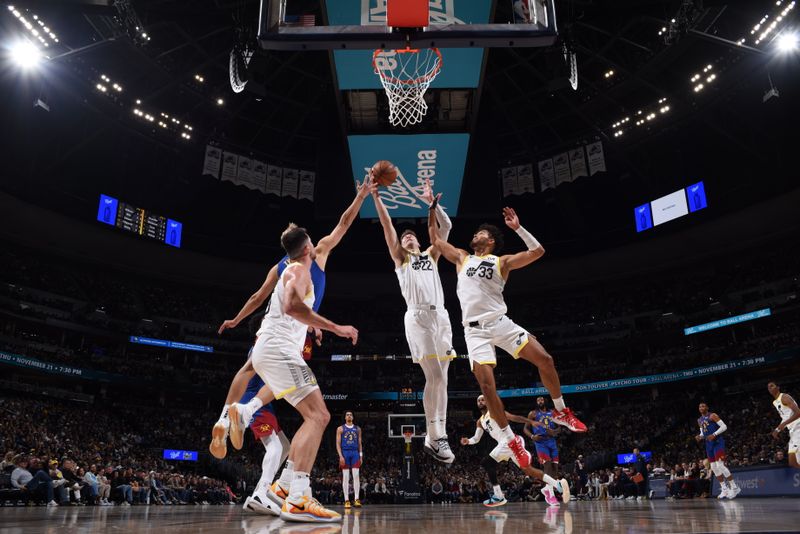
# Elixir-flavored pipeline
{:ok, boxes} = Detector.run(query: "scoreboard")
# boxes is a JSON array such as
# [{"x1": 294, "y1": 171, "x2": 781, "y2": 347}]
[{"x1": 97, "y1": 194, "x2": 182, "y2": 248}]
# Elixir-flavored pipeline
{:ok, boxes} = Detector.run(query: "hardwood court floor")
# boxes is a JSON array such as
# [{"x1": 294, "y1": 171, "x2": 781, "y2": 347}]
[{"x1": 1, "y1": 499, "x2": 798, "y2": 534}]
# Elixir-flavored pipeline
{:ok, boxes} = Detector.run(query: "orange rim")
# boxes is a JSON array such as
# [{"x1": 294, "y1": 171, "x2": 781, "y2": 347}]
[{"x1": 373, "y1": 48, "x2": 442, "y2": 85}]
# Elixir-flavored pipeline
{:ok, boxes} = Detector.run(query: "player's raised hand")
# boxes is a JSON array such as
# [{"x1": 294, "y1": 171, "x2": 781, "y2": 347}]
[
  {"x1": 502, "y1": 207, "x2": 520, "y2": 231},
  {"x1": 422, "y1": 178, "x2": 434, "y2": 205},
  {"x1": 356, "y1": 176, "x2": 376, "y2": 199},
  {"x1": 334, "y1": 325, "x2": 359, "y2": 345},
  {"x1": 460, "y1": 437, "x2": 469, "y2": 446},
  {"x1": 218, "y1": 319, "x2": 238, "y2": 334}
]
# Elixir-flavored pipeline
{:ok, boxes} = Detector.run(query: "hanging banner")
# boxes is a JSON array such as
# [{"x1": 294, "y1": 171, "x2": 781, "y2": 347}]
[
  {"x1": 252, "y1": 160, "x2": 267, "y2": 193},
  {"x1": 282, "y1": 168, "x2": 299, "y2": 198},
  {"x1": 517, "y1": 164, "x2": 535, "y2": 194},
  {"x1": 569, "y1": 147, "x2": 588, "y2": 179},
  {"x1": 202, "y1": 145, "x2": 221, "y2": 178},
  {"x1": 553, "y1": 152, "x2": 571, "y2": 186},
  {"x1": 298, "y1": 170, "x2": 316, "y2": 201},
  {"x1": 266, "y1": 165, "x2": 283, "y2": 197},
  {"x1": 587, "y1": 141, "x2": 607, "y2": 176},
  {"x1": 237, "y1": 157, "x2": 254, "y2": 189},
  {"x1": 538, "y1": 159, "x2": 555, "y2": 191},
  {"x1": 501, "y1": 167, "x2": 518, "y2": 197},
  {"x1": 221, "y1": 152, "x2": 239, "y2": 184}
]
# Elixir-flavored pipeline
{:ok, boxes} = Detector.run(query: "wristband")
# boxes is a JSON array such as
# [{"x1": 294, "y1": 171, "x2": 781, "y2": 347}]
[{"x1": 515, "y1": 226, "x2": 541, "y2": 250}]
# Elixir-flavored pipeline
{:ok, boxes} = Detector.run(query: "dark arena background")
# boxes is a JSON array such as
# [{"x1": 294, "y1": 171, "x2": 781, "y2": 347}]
[{"x1": 1, "y1": 0, "x2": 799, "y2": 533}]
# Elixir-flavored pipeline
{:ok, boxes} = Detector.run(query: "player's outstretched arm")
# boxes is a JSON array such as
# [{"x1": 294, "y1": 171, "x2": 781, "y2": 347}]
[
  {"x1": 421, "y1": 178, "x2": 453, "y2": 242},
  {"x1": 506, "y1": 411, "x2": 538, "y2": 426},
  {"x1": 427, "y1": 194, "x2": 467, "y2": 266},
  {"x1": 499, "y1": 207, "x2": 545, "y2": 278},
  {"x1": 523, "y1": 411, "x2": 536, "y2": 440},
  {"x1": 218, "y1": 264, "x2": 279, "y2": 334},
  {"x1": 460, "y1": 420, "x2": 485, "y2": 445},
  {"x1": 773, "y1": 394, "x2": 800, "y2": 438},
  {"x1": 283, "y1": 267, "x2": 359, "y2": 344},
  {"x1": 315, "y1": 176, "x2": 377, "y2": 268},
  {"x1": 371, "y1": 188, "x2": 405, "y2": 267}
]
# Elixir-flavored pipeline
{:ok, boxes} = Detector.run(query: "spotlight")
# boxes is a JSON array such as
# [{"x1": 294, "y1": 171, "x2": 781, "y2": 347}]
[
  {"x1": 10, "y1": 40, "x2": 41, "y2": 69},
  {"x1": 216, "y1": 98, "x2": 224, "y2": 105},
  {"x1": 777, "y1": 32, "x2": 798, "y2": 52}
]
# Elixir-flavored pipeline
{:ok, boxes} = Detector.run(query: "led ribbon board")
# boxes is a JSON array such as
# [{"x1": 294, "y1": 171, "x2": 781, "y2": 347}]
[
  {"x1": 129, "y1": 336, "x2": 214, "y2": 353},
  {"x1": 348, "y1": 133, "x2": 469, "y2": 218},
  {"x1": 162, "y1": 449, "x2": 198, "y2": 461},
  {"x1": 683, "y1": 308, "x2": 771, "y2": 336},
  {"x1": 617, "y1": 451, "x2": 652, "y2": 464},
  {"x1": 325, "y1": 0, "x2": 493, "y2": 89}
]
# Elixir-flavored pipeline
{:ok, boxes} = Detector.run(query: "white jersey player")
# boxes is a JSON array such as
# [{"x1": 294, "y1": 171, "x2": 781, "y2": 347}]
[
  {"x1": 461, "y1": 395, "x2": 570, "y2": 507},
  {"x1": 769, "y1": 381, "x2": 800, "y2": 469},
  {"x1": 235, "y1": 224, "x2": 358, "y2": 524},
  {"x1": 371, "y1": 177, "x2": 456, "y2": 463},
  {"x1": 428, "y1": 186, "x2": 587, "y2": 471}
]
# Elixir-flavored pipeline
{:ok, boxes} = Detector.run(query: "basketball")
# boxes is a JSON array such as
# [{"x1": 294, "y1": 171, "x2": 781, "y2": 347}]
[{"x1": 371, "y1": 160, "x2": 398, "y2": 187}]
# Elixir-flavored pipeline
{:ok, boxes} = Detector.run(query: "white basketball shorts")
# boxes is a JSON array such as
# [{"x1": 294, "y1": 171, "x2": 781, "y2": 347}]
[
  {"x1": 251, "y1": 334, "x2": 319, "y2": 407},
  {"x1": 464, "y1": 315, "x2": 531, "y2": 370},
  {"x1": 404, "y1": 308, "x2": 456, "y2": 364}
]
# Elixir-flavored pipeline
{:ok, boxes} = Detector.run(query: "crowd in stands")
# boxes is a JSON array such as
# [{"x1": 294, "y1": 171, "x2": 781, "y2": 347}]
[{"x1": 1, "y1": 239, "x2": 799, "y2": 506}]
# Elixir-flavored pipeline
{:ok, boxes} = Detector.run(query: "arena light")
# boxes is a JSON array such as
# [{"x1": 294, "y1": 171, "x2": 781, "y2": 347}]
[
  {"x1": 9, "y1": 40, "x2": 41, "y2": 69},
  {"x1": 604, "y1": 69, "x2": 615, "y2": 79},
  {"x1": 194, "y1": 74, "x2": 204, "y2": 83},
  {"x1": 777, "y1": 32, "x2": 798, "y2": 51},
  {"x1": 10, "y1": 6, "x2": 59, "y2": 46},
  {"x1": 610, "y1": 98, "x2": 669, "y2": 137},
  {"x1": 216, "y1": 98, "x2": 224, "y2": 105}
]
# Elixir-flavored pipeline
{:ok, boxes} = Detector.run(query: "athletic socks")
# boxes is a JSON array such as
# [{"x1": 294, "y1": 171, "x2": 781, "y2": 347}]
[
  {"x1": 278, "y1": 460, "x2": 294, "y2": 490},
  {"x1": 500, "y1": 425, "x2": 515, "y2": 443},
  {"x1": 289, "y1": 472, "x2": 311, "y2": 501},
  {"x1": 553, "y1": 397, "x2": 566, "y2": 412},
  {"x1": 493, "y1": 484, "x2": 504, "y2": 499},
  {"x1": 218, "y1": 404, "x2": 230, "y2": 427},
  {"x1": 342, "y1": 472, "x2": 350, "y2": 501}
]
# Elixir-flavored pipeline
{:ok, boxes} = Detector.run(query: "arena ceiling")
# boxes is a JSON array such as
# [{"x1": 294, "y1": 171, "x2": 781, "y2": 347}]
[{"x1": 0, "y1": 0, "x2": 797, "y2": 264}]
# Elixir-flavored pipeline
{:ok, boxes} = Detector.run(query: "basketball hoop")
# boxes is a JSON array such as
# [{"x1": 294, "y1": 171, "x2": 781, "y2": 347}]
[{"x1": 373, "y1": 48, "x2": 443, "y2": 127}]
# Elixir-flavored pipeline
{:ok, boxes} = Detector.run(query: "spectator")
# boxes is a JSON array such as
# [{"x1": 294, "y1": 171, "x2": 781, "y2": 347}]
[{"x1": 10, "y1": 455, "x2": 57, "y2": 506}]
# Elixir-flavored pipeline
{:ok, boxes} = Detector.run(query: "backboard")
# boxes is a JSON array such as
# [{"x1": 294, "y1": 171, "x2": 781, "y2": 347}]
[{"x1": 258, "y1": 0, "x2": 558, "y2": 51}]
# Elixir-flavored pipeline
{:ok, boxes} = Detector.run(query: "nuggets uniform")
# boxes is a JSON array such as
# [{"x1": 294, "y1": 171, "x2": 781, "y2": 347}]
[
  {"x1": 698, "y1": 414, "x2": 726, "y2": 462},
  {"x1": 395, "y1": 248, "x2": 455, "y2": 363},
  {"x1": 480, "y1": 411, "x2": 520, "y2": 466},
  {"x1": 340, "y1": 424, "x2": 361, "y2": 469},
  {"x1": 251, "y1": 262, "x2": 318, "y2": 407},
  {"x1": 532, "y1": 410, "x2": 559, "y2": 463},
  {"x1": 457, "y1": 254, "x2": 530, "y2": 368},
  {"x1": 774, "y1": 393, "x2": 800, "y2": 454},
  {"x1": 242, "y1": 256, "x2": 326, "y2": 423}
]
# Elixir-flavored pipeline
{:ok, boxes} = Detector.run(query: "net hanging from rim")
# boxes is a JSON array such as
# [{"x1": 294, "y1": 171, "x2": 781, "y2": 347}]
[{"x1": 373, "y1": 48, "x2": 443, "y2": 127}]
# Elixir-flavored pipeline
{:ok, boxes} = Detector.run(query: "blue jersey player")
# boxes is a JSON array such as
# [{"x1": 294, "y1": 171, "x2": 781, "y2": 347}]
[
  {"x1": 337, "y1": 411, "x2": 363, "y2": 508},
  {"x1": 211, "y1": 177, "x2": 374, "y2": 513},
  {"x1": 525, "y1": 396, "x2": 561, "y2": 506},
  {"x1": 695, "y1": 402, "x2": 740, "y2": 499}
]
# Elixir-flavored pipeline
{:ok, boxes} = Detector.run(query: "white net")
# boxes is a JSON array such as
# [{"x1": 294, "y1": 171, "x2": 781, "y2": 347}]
[{"x1": 373, "y1": 48, "x2": 442, "y2": 127}]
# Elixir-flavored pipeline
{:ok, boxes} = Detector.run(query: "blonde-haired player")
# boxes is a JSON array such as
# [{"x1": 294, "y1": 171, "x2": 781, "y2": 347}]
[
  {"x1": 371, "y1": 177, "x2": 456, "y2": 463},
  {"x1": 769, "y1": 381, "x2": 800, "y2": 469},
  {"x1": 461, "y1": 395, "x2": 570, "y2": 506},
  {"x1": 248, "y1": 223, "x2": 358, "y2": 523},
  {"x1": 428, "y1": 186, "x2": 586, "y2": 470}
]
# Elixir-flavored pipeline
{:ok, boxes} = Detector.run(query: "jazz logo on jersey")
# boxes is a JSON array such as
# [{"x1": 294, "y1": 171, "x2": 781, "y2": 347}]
[
  {"x1": 411, "y1": 256, "x2": 433, "y2": 271},
  {"x1": 466, "y1": 260, "x2": 495, "y2": 279}
]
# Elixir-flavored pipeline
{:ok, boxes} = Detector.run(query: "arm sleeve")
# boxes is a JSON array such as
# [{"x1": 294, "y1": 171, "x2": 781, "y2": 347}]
[
  {"x1": 433, "y1": 204, "x2": 452, "y2": 241},
  {"x1": 467, "y1": 426, "x2": 485, "y2": 445},
  {"x1": 713, "y1": 419, "x2": 727, "y2": 436}
]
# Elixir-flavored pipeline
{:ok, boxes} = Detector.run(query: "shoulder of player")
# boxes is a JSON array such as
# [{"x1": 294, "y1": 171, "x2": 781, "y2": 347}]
[{"x1": 782, "y1": 393, "x2": 796, "y2": 405}]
